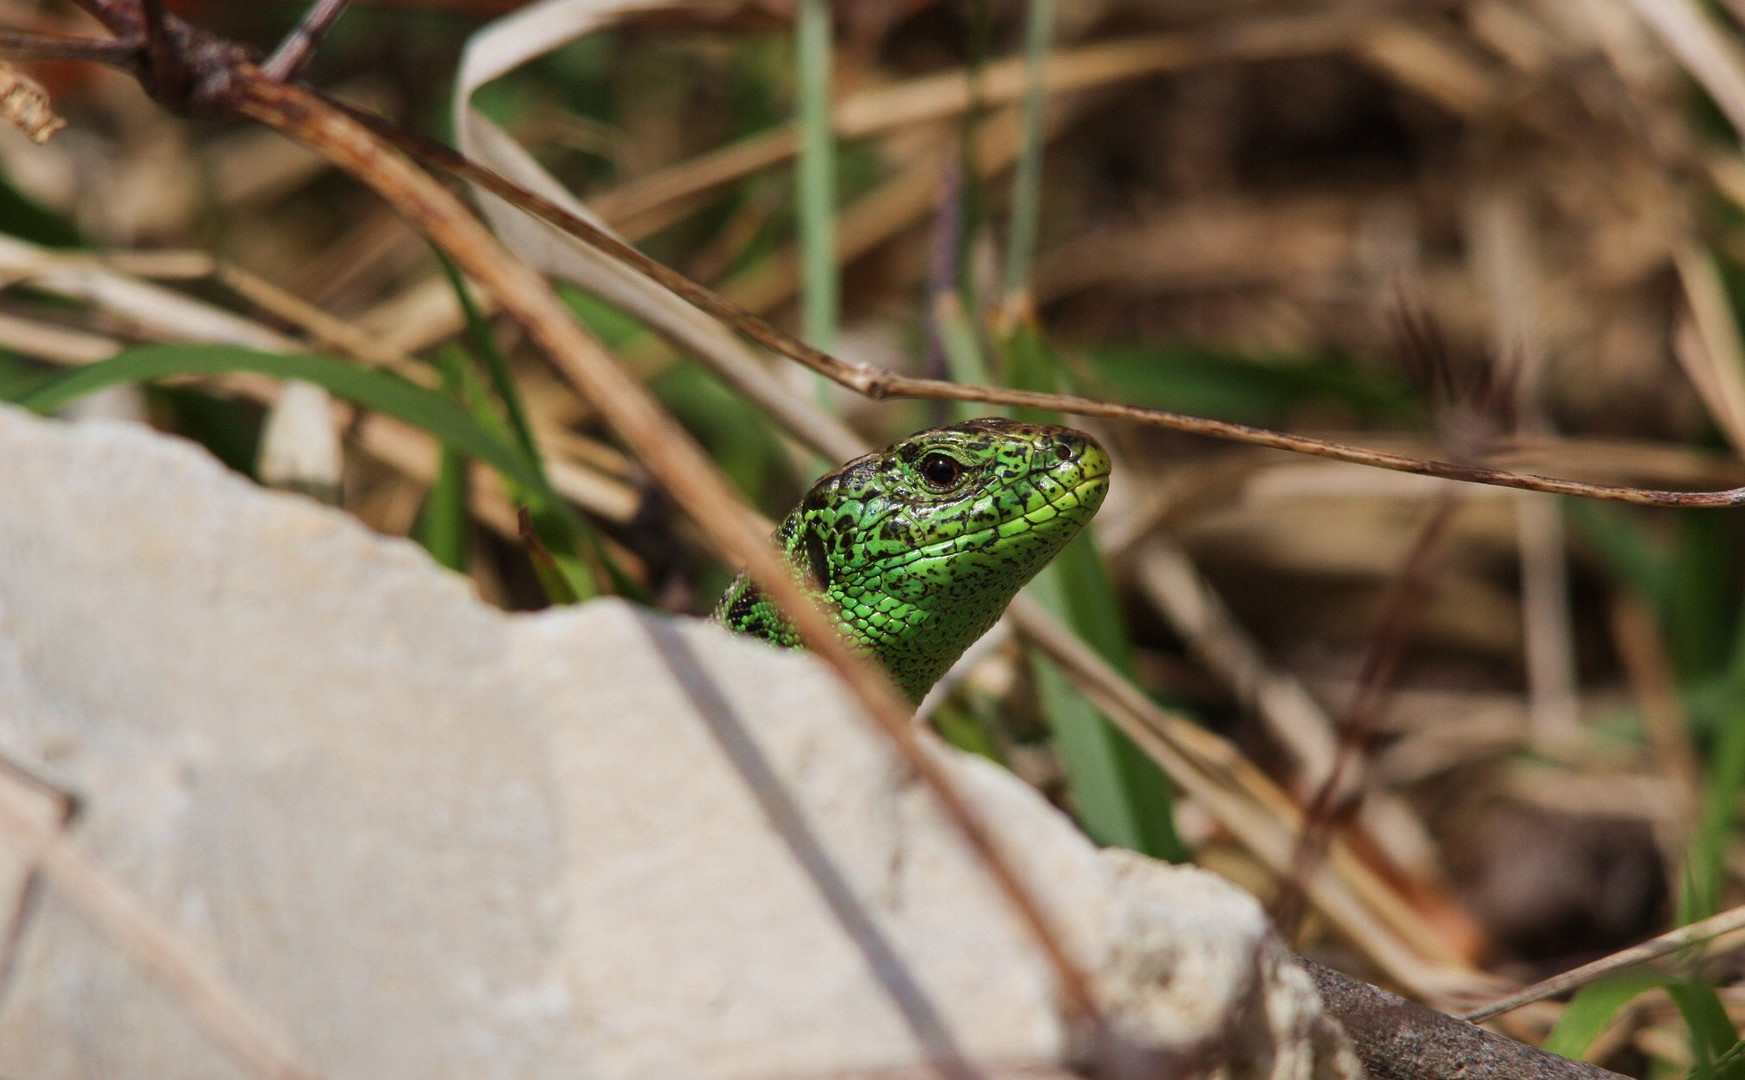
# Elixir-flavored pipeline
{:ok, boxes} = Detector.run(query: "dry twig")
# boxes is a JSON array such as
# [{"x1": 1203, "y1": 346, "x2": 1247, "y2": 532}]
[{"x1": 1462, "y1": 903, "x2": 1745, "y2": 1023}]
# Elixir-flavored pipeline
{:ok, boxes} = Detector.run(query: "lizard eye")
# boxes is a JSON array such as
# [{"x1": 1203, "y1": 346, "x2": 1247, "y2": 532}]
[{"x1": 919, "y1": 452, "x2": 964, "y2": 491}]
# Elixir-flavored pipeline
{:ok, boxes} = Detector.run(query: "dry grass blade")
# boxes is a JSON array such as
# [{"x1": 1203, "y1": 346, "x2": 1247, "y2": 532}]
[
  {"x1": 1350, "y1": 19, "x2": 1498, "y2": 117},
  {"x1": 0, "y1": 233, "x2": 640, "y2": 528},
  {"x1": 1623, "y1": 0, "x2": 1745, "y2": 136},
  {"x1": 1673, "y1": 244, "x2": 1745, "y2": 456},
  {"x1": 721, "y1": 106, "x2": 1038, "y2": 318},
  {"x1": 1608, "y1": 592, "x2": 1701, "y2": 857},
  {"x1": 210, "y1": 260, "x2": 427, "y2": 379},
  {"x1": 591, "y1": 11, "x2": 1370, "y2": 227},
  {"x1": 1132, "y1": 539, "x2": 1339, "y2": 790},
  {"x1": 1515, "y1": 491, "x2": 1582, "y2": 747},
  {"x1": 0, "y1": 234, "x2": 298, "y2": 351},
  {"x1": 1006, "y1": 596, "x2": 1485, "y2": 1000},
  {"x1": 226, "y1": 73, "x2": 1109, "y2": 1039},
  {"x1": 1468, "y1": 184, "x2": 1582, "y2": 748},
  {"x1": 0, "y1": 311, "x2": 118, "y2": 362},
  {"x1": 1462, "y1": 902, "x2": 1745, "y2": 1022},
  {"x1": 0, "y1": 758, "x2": 322, "y2": 1080}
]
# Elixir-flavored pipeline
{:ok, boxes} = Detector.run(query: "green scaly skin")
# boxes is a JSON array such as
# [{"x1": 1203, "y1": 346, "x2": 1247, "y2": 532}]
[{"x1": 716, "y1": 417, "x2": 1111, "y2": 701}]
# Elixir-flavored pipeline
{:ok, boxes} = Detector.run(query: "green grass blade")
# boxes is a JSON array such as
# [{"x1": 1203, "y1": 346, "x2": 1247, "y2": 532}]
[
  {"x1": 434, "y1": 256, "x2": 605, "y2": 603},
  {"x1": 10, "y1": 344, "x2": 547, "y2": 492},
  {"x1": 1671, "y1": 512, "x2": 1737, "y2": 678},
  {"x1": 930, "y1": 698, "x2": 1005, "y2": 764},
  {"x1": 1708, "y1": 1036, "x2": 1745, "y2": 1080},
  {"x1": 1685, "y1": 690, "x2": 1745, "y2": 923},
  {"x1": 795, "y1": 0, "x2": 838, "y2": 365},
  {"x1": 1051, "y1": 528, "x2": 1185, "y2": 859},
  {"x1": 1026, "y1": 555, "x2": 1185, "y2": 859},
  {"x1": 1669, "y1": 980, "x2": 1739, "y2": 1070},
  {"x1": 1003, "y1": 321, "x2": 1183, "y2": 859},
  {"x1": 415, "y1": 347, "x2": 473, "y2": 572},
  {"x1": 1543, "y1": 971, "x2": 1677, "y2": 1059},
  {"x1": 1682, "y1": 581, "x2": 1745, "y2": 922},
  {"x1": 435, "y1": 251, "x2": 543, "y2": 465},
  {"x1": 1001, "y1": 0, "x2": 1055, "y2": 311},
  {"x1": 934, "y1": 296, "x2": 1003, "y2": 424},
  {"x1": 1566, "y1": 501, "x2": 1673, "y2": 617}
]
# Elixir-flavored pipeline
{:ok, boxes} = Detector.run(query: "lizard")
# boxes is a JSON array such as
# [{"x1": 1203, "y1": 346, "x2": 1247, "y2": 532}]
[{"x1": 716, "y1": 416, "x2": 1111, "y2": 701}]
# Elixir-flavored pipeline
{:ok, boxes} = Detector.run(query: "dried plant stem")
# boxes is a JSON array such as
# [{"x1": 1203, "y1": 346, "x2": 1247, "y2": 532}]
[
  {"x1": 1273, "y1": 490, "x2": 1457, "y2": 940},
  {"x1": 1461, "y1": 902, "x2": 1745, "y2": 1023},
  {"x1": 262, "y1": 0, "x2": 352, "y2": 83},
  {"x1": 0, "y1": 30, "x2": 141, "y2": 66},
  {"x1": 345, "y1": 112, "x2": 1745, "y2": 508},
  {"x1": 0, "y1": 764, "x2": 321, "y2": 1080},
  {"x1": 138, "y1": 0, "x2": 188, "y2": 104},
  {"x1": 227, "y1": 72, "x2": 1106, "y2": 1037}
]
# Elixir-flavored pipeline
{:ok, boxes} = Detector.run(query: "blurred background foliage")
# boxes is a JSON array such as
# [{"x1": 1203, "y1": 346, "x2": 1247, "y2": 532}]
[{"x1": 12, "y1": 0, "x2": 1745, "y2": 1072}]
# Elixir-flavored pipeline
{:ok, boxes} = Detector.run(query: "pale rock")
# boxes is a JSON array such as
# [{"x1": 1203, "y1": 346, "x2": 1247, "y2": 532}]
[{"x1": 0, "y1": 405, "x2": 1361, "y2": 1080}]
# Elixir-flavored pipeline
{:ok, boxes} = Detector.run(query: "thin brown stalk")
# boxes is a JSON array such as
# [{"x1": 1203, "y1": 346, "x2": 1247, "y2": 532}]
[
  {"x1": 0, "y1": 30, "x2": 141, "y2": 67},
  {"x1": 224, "y1": 72, "x2": 1108, "y2": 1042},
  {"x1": 0, "y1": 763, "x2": 322, "y2": 1080},
  {"x1": 1461, "y1": 902, "x2": 1745, "y2": 1022},
  {"x1": 261, "y1": 0, "x2": 351, "y2": 82},
  {"x1": 1272, "y1": 490, "x2": 1459, "y2": 940},
  {"x1": 1609, "y1": 592, "x2": 1701, "y2": 860},
  {"x1": 138, "y1": 0, "x2": 188, "y2": 104},
  {"x1": 340, "y1": 107, "x2": 1745, "y2": 508}
]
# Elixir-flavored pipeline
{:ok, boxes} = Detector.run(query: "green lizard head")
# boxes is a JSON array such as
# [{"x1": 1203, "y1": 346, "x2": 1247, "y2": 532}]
[{"x1": 718, "y1": 417, "x2": 1111, "y2": 701}]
